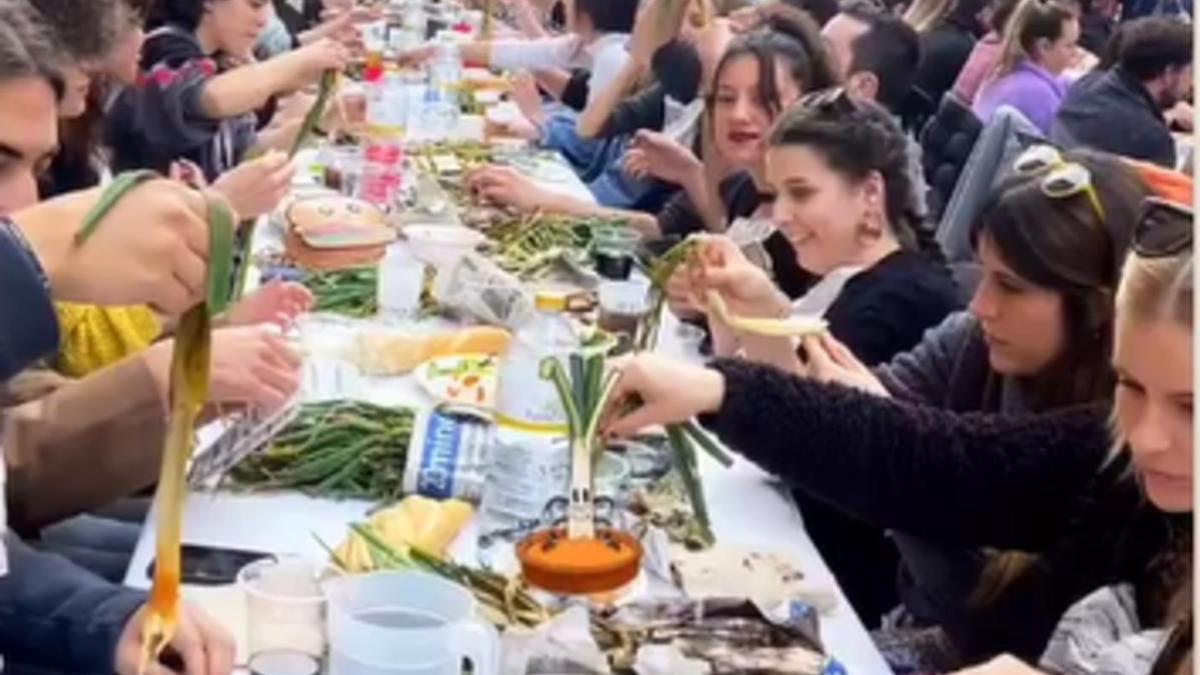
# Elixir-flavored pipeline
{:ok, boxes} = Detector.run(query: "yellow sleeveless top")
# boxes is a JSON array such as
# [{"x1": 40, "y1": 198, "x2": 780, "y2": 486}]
[{"x1": 54, "y1": 303, "x2": 163, "y2": 377}]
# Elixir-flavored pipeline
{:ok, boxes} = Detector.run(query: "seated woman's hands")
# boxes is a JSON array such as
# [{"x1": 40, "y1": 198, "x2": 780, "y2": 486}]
[
  {"x1": 603, "y1": 353, "x2": 726, "y2": 437},
  {"x1": 145, "y1": 325, "x2": 303, "y2": 411},
  {"x1": 221, "y1": 281, "x2": 314, "y2": 330},
  {"x1": 466, "y1": 165, "x2": 561, "y2": 212},
  {"x1": 688, "y1": 235, "x2": 791, "y2": 320},
  {"x1": 115, "y1": 602, "x2": 235, "y2": 675},
  {"x1": 211, "y1": 151, "x2": 295, "y2": 220},
  {"x1": 624, "y1": 130, "x2": 703, "y2": 186},
  {"x1": 799, "y1": 333, "x2": 889, "y2": 397}
]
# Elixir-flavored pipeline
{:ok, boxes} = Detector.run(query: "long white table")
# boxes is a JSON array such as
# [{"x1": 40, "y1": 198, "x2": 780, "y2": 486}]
[{"x1": 123, "y1": 147, "x2": 892, "y2": 674}]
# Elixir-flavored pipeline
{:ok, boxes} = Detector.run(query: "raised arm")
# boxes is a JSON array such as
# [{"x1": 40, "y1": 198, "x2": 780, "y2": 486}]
[{"x1": 701, "y1": 358, "x2": 1111, "y2": 549}]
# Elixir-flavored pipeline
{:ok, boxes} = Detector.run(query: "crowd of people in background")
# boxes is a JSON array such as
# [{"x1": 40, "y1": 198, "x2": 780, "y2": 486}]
[{"x1": 0, "y1": 0, "x2": 1191, "y2": 672}]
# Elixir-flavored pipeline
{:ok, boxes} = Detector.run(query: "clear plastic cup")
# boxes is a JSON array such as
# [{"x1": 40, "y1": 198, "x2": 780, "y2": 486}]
[
  {"x1": 323, "y1": 571, "x2": 500, "y2": 675},
  {"x1": 238, "y1": 558, "x2": 325, "y2": 675}
]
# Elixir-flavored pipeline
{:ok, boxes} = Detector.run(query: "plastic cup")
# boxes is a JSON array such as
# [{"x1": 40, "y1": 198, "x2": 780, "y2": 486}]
[
  {"x1": 238, "y1": 558, "x2": 325, "y2": 675},
  {"x1": 323, "y1": 571, "x2": 500, "y2": 675},
  {"x1": 598, "y1": 278, "x2": 652, "y2": 339}
]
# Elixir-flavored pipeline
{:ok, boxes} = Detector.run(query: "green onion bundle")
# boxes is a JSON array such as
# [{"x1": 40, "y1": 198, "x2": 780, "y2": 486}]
[
  {"x1": 230, "y1": 400, "x2": 414, "y2": 501},
  {"x1": 303, "y1": 267, "x2": 378, "y2": 317}
]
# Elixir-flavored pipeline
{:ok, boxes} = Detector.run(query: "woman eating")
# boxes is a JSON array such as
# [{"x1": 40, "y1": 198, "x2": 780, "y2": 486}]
[
  {"x1": 681, "y1": 89, "x2": 959, "y2": 370},
  {"x1": 634, "y1": 145, "x2": 1154, "y2": 670},
  {"x1": 604, "y1": 193, "x2": 1192, "y2": 674}
]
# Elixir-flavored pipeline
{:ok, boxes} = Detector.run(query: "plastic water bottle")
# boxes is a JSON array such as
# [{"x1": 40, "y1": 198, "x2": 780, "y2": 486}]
[
  {"x1": 426, "y1": 38, "x2": 462, "y2": 139},
  {"x1": 378, "y1": 243, "x2": 425, "y2": 318},
  {"x1": 480, "y1": 292, "x2": 578, "y2": 540}
]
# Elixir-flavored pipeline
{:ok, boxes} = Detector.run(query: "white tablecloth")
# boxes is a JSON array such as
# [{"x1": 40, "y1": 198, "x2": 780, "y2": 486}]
[{"x1": 123, "y1": 146, "x2": 892, "y2": 674}]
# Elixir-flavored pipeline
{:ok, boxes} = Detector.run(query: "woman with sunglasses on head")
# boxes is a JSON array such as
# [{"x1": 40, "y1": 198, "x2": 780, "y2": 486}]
[
  {"x1": 972, "y1": 0, "x2": 1080, "y2": 133},
  {"x1": 622, "y1": 145, "x2": 1152, "y2": 668},
  {"x1": 604, "y1": 196, "x2": 1193, "y2": 675}
]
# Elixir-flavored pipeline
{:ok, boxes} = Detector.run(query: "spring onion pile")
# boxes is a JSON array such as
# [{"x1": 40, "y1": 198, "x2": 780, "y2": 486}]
[
  {"x1": 230, "y1": 400, "x2": 414, "y2": 501},
  {"x1": 303, "y1": 267, "x2": 378, "y2": 317}
]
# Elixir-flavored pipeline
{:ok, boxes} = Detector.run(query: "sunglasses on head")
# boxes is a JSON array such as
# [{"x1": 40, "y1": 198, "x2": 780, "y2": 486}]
[
  {"x1": 1012, "y1": 145, "x2": 1107, "y2": 224},
  {"x1": 1134, "y1": 197, "x2": 1193, "y2": 258}
]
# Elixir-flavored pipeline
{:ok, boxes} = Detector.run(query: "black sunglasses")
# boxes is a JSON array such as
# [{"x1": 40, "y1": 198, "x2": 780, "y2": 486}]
[{"x1": 1133, "y1": 197, "x2": 1193, "y2": 258}]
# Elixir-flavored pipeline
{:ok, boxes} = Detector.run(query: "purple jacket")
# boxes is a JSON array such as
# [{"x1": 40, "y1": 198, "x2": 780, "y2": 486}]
[{"x1": 972, "y1": 60, "x2": 1069, "y2": 133}]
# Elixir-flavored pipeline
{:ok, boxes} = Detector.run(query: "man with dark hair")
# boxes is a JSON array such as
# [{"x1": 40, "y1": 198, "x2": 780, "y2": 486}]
[
  {"x1": 1050, "y1": 16, "x2": 1192, "y2": 167},
  {"x1": 23, "y1": 0, "x2": 131, "y2": 118},
  {"x1": 0, "y1": 1, "x2": 235, "y2": 671},
  {"x1": 821, "y1": 0, "x2": 922, "y2": 115},
  {"x1": 822, "y1": 0, "x2": 929, "y2": 217}
]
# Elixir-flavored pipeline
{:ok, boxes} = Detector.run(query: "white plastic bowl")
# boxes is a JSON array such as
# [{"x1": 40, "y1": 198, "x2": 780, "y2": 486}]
[{"x1": 403, "y1": 225, "x2": 486, "y2": 268}]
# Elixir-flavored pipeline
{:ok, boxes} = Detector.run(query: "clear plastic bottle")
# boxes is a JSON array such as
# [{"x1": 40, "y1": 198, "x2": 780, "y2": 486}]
[
  {"x1": 480, "y1": 292, "x2": 578, "y2": 538},
  {"x1": 427, "y1": 37, "x2": 462, "y2": 138}
]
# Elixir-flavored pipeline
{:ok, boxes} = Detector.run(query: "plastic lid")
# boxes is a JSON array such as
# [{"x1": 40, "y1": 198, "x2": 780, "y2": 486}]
[{"x1": 534, "y1": 291, "x2": 569, "y2": 312}]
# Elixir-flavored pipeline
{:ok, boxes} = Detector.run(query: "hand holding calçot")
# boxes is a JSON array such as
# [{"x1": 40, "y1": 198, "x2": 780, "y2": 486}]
[
  {"x1": 12, "y1": 179, "x2": 212, "y2": 315},
  {"x1": 602, "y1": 353, "x2": 726, "y2": 438}
]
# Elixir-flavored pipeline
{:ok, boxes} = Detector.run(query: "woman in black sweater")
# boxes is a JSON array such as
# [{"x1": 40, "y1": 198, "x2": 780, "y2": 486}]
[{"x1": 604, "y1": 196, "x2": 1193, "y2": 674}]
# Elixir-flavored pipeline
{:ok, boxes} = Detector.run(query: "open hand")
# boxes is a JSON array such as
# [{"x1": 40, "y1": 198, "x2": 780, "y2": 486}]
[
  {"x1": 114, "y1": 602, "x2": 235, "y2": 675},
  {"x1": 222, "y1": 280, "x2": 314, "y2": 329}
]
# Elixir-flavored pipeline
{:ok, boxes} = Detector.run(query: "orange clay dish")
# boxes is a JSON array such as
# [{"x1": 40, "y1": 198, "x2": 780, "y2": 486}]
[{"x1": 516, "y1": 353, "x2": 643, "y2": 596}]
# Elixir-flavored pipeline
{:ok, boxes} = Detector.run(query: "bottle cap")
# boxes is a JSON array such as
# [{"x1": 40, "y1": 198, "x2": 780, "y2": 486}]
[{"x1": 534, "y1": 291, "x2": 568, "y2": 312}]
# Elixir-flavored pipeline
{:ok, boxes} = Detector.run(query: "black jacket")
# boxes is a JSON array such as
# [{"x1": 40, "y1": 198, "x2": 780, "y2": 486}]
[
  {"x1": 107, "y1": 25, "x2": 258, "y2": 181},
  {"x1": 700, "y1": 358, "x2": 1176, "y2": 662},
  {"x1": 913, "y1": 19, "x2": 979, "y2": 122},
  {"x1": 0, "y1": 219, "x2": 58, "y2": 382},
  {"x1": 1051, "y1": 67, "x2": 1175, "y2": 168},
  {"x1": 920, "y1": 93, "x2": 983, "y2": 222}
]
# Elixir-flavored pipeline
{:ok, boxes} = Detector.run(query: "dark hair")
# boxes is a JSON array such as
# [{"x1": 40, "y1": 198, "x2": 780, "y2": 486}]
[
  {"x1": 576, "y1": 0, "x2": 638, "y2": 33},
  {"x1": 1117, "y1": 17, "x2": 1192, "y2": 82},
  {"x1": 707, "y1": 9, "x2": 838, "y2": 119},
  {"x1": 768, "y1": 90, "x2": 944, "y2": 260},
  {"x1": 781, "y1": 0, "x2": 841, "y2": 25},
  {"x1": 948, "y1": 0, "x2": 993, "y2": 27},
  {"x1": 652, "y1": 39, "x2": 703, "y2": 104},
  {"x1": 840, "y1": 2, "x2": 923, "y2": 112},
  {"x1": 146, "y1": 0, "x2": 205, "y2": 31},
  {"x1": 968, "y1": 150, "x2": 1148, "y2": 409},
  {"x1": 995, "y1": 0, "x2": 1077, "y2": 76},
  {"x1": 989, "y1": 0, "x2": 1024, "y2": 32},
  {"x1": 0, "y1": 0, "x2": 65, "y2": 100},
  {"x1": 27, "y1": 0, "x2": 131, "y2": 64}
]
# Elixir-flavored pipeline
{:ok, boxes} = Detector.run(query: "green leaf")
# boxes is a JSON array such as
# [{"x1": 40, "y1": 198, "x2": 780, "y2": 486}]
[
  {"x1": 290, "y1": 70, "x2": 337, "y2": 158},
  {"x1": 74, "y1": 170, "x2": 157, "y2": 245},
  {"x1": 540, "y1": 356, "x2": 583, "y2": 439},
  {"x1": 681, "y1": 420, "x2": 734, "y2": 468},
  {"x1": 667, "y1": 424, "x2": 715, "y2": 547}
]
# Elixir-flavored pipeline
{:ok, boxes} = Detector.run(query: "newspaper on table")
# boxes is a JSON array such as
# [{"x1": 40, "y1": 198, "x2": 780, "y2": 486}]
[
  {"x1": 402, "y1": 405, "x2": 493, "y2": 503},
  {"x1": 434, "y1": 252, "x2": 533, "y2": 330}
]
